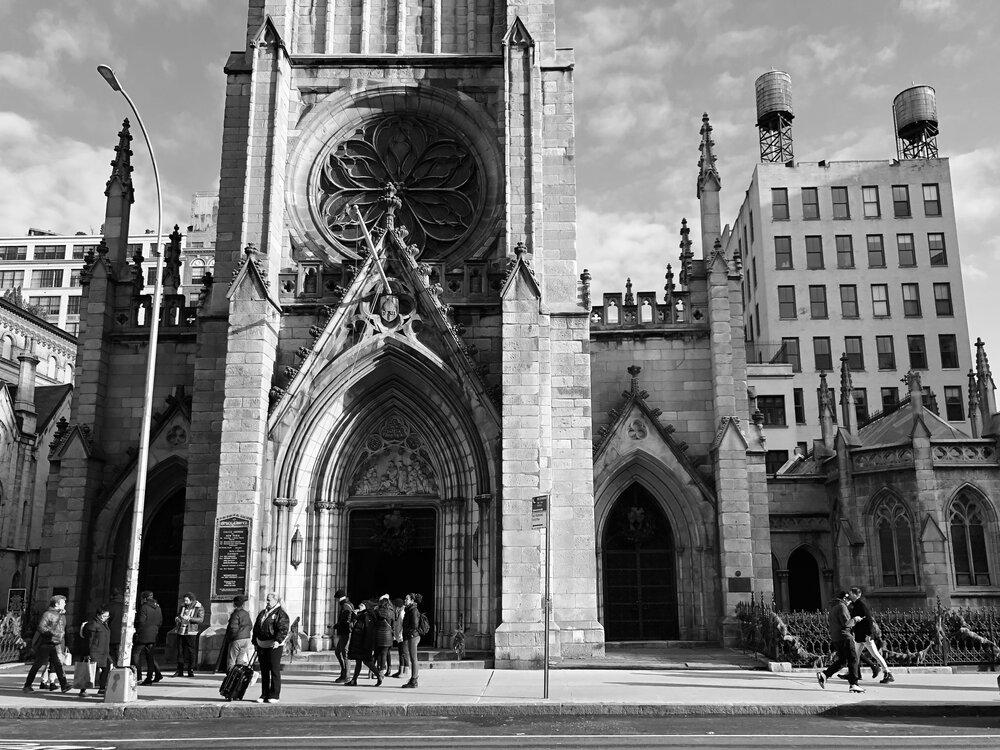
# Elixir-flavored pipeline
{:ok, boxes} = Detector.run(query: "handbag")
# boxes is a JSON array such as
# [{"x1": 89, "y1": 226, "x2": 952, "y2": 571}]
[
  {"x1": 60, "y1": 648, "x2": 73, "y2": 667},
  {"x1": 72, "y1": 659, "x2": 97, "y2": 689}
]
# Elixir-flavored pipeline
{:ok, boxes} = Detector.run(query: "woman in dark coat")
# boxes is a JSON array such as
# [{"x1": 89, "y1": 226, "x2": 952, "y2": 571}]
[
  {"x1": 373, "y1": 595, "x2": 395, "y2": 675},
  {"x1": 135, "y1": 591, "x2": 163, "y2": 685},
  {"x1": 401, "y1": 593, "x2": 422, "y2": 689},
  {"x1": 81, "y1": 604, "x2": 112, "y2": 697},
  {"x1": 345, "y1": 601, "x2": 380, "y2": 687}
]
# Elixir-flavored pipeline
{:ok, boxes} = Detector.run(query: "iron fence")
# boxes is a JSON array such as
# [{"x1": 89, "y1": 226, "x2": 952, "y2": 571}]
[
  {"x1": 737, "y1": 595, "x2": 1000, "y2": 668},
  {"x1": 0, "y1": 611, "x2": 26, "y2": 664}
]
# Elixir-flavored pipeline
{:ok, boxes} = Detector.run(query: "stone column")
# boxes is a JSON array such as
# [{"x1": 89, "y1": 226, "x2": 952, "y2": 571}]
[
  {"x1": 776, "y1": 570, "x2": 789, "y2": 611},
  {"x1": 311, "y1": 499, "x2": 334, "y2": 650},
  {"x1": 474, "y1": 492, "x2": 493, "y2": 648}
]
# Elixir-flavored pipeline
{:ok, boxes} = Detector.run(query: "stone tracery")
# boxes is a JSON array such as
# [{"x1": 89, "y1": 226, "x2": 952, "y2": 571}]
[{"x1": 349, "y1": 414, "x2": 439, "y2": 496}]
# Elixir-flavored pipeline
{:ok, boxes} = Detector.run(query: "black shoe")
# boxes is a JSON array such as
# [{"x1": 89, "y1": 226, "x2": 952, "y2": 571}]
[
  {"x1": 375, "y1": 674, "x2": 383, "y2": 687},
  {"x1": 344, "y1": 679, "x2": 357, "y2": 686},
  {"x1": 152, "y1": 673, "x2": 163, "y2": 683},
  {"x1": 47, "y1": 683, "x2": 58, "y2": 691},
  {"x1": 333, "y1": 674, "x2": 347, "y2": 684},
  {"x1": 401, "y1": 679, "x2": 417, "y2": 689},
  {"x1": 140, "y1": 679, "x2": 153, "y2": 686},
  {"x1": 21, "y1": 686, "x2": 34, "y2": 693},
  {"x1": 60, "y1": 685, "x2": 72, "y2": 693},
  {"x1": 172, "y1": 671, "x2": 183, "y2": 677},
  {"x1": 186, "y1": 670, "x2": 194, "y2": 678},
  {"x1": 880, "y1": 673, "x2": 895, "y2": 684},
  {"x1": 871, "y1": 666, "x2": 880, "y2": 680}
]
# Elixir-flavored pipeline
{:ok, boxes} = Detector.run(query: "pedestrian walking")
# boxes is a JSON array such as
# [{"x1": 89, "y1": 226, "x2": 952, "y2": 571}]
[
  {"x1": 252, "y1": 592, "x2": 290, "y2": 703},
  {"x1": 333, "y1": 589, "x2": 353, "y2": 684},
  {"x1": 136, "y1": 590, "x2": 164, "y2": 685},
  {"x1": 173, "y1": 592, "x2": 204, "y2": 677},
  {"x1": 80, "y1": 605, "x2": 113, "y2": 697},
  {"x1": 391, "y1": 597, "x2": 408, "y2": 679},
  {"x1": 817, "y1": 590, "x2": 863, "y2": 693},
  {"x1": 401, "y1": 592, "x2": 422, "y2": 689},
  {"x1": 22, "y1": 595, "x2": 71, "y2": 693},
  {"x1": 373, "y1": 594, "x2": 395, "y2": 676},
  {"x1": 849, "y1": 587, "x2": 894, "y2": 684},
  {"x1": 345, "y1": 600, "x2": 380, "y2": 687},
  {"x1": 226, "y1": 596, "x2": 253, "y2": 668}
]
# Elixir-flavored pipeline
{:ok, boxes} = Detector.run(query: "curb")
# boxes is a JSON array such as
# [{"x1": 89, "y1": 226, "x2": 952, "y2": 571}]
[{"x1": 0, "y1": 701, "x2": 998, "y2": 721}]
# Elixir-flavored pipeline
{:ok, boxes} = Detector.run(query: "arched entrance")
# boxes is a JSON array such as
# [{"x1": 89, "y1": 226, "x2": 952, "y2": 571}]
[
  {"x1": 601, "y1": 482, "x2": 678, "y2": 640},
  {"x1": 787, "y1": 547, "x2": 822, "y2": 612}
]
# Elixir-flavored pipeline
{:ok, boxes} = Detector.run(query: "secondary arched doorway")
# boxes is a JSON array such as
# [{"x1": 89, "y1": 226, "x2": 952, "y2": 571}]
[
  {"x1": 601, "y1": 482, "x2": 678, "y2": 640},
  {"x1": 787, "y1": 546, "x2": 823, "y2": 612}
]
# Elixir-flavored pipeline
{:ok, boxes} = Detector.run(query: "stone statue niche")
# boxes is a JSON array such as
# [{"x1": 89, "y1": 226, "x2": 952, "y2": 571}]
[{"x1": 349, "y1": 414, "x2": 439, "y2": 497}]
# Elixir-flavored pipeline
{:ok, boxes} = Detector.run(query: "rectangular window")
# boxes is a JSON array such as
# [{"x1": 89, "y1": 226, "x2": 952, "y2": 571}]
[
  {"x1": 33, "y1": 244, "x2": 66, "y2": 260},
  {"x1": 814, "y1": 336, "x2": 833, "y2": 371},
  {"x1": 30, "y1": 269, "x2": 63, "y2": 288},
  {"x1": 892, "y1": 184, "x2": 911, "y2": 218},
  {"x1": 939, "y1": 334, "x2": 960, "y2": 369},
  {"x1": 923, "y1": 183, "x2": 941, "y2": 216},
  {"x1": 806, "y1": 236, "x2": 824, "y2": 269},
  {"x1": 69, "y1": 269, "x2": 81, "y2": 288},
  {"x1": 928, "y1": 233, "x2": 947, "y2": 266},
  {"x1": 781, "y1": 337, "x2": 801, "y2": 372},
  {"x1": 0, "y1": 270, "x2": 24, "y2": 289},
  {"x1": 72, "y1": 244, "x2": 98, "y2": 259},
  {"x1": 908, "y1": 335, "x2": 928, "y2": 369},
  {"x1": 934, "y1": 282, "x2": 953, "y2": 316},
  {"x1": 845, "y1": 336, "x2": 864, "y2": 370},
  {"x1": 146, "y1": 267, "x2": 158, "y2": 286},
  {"x1": 802, "y1": 187, "x2": 820, "y2": 219},
  {"x1": 871, "y1": 284, "x2": 890, "y2": 317},
  {"x1": 840, "y1": 285, "x2": 859, "y2": 318},
  {"x1": 809, "y1": 285, "x2": 828, "y2": 318},
  {"x1": 831, "y1": 186, "x2": 850, "y2": 219},
  {"x1": 793, "y1": 388, "x2": 806, "y2": 424},
  {"x1": 749, "y1": 210, "x2": 754, "y2": 242},
  {"x1": 835, "y1": 235, "x2": 855, "y2": 268},
  {"x1": 127, "y1": 243, "x2": 143, "y2": 254},
  {"x1": 771, "y1": 188, "x2": 789, "y2": 220},
  {"x1": 867, "y1": 234, "x2": 886, "y2": 267},
  {"x1": 817, "y1": 387, "x2": 837, "y2": 423},
  {"x1": 757, "y1": 395, "x2": 787, "y2": 426},
  {"x1": 944, "y1": 386, "x2": 964, "y2": 421},
  {"x1": 65, "y1": 322, "x2": 79, "y2": 337},
  {"x1": 0, "y1": 245, "x2": 27, "y2": 261},
  {"x1": 881, "y1": 387, "x2": 900, "y2": 411},
  {"x1": 897, "y1": 234, "x2": 916, "y2": 267},
  {"x1": 27, "y1": 296, "x2": 61, "y2": 317},
  {"x1": 66, "y1": 296, "x2": 81, "y2": 315},
  {"x1": 862, "y1": 185, "x2": 881, "y2": 218},
  {"x1": 752, "y1": 256, "x2": 758, "y2": 288},
  {"x1": 853, "y1": 387, "x2": 869, "y2": 423},
  {"x1": 902, "y1": 283, "x2": 922, "y2": 317},
  {"x1": 777, "y1": 286, "x2": 797, "y2": 319},
  {"x1": 774, "y1": 236, "x2": 793, "y2": 269},
  {"x1": 876, "y1": 335, "x2": 896, "y2": 370},
  {"x1": 754, "y1": 303, "x2": 760, "y2": 335},
  {"x1": 765, "y1": 450, "x2": 789, "y2": 475},
  {"x1": 922, "y1": 386, "x2": 938, "y2": 413}
]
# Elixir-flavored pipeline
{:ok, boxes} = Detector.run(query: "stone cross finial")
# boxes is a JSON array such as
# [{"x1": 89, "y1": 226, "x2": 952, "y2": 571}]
[
  {"x1": 580, "y1": 268, "x2": 592, "y2": 307},
  {"x1": 627, "y1": 365, "x2": 642, "y2": 394},
  {"x1": 969, "y1": 369, "x2": 982, "y2": 438},
  {"x1": 624, "y1": 278, "x2": 634, "y2": 306},
  {"x1": 514, "y1": 241, "x2": 527, "y2": 259}
]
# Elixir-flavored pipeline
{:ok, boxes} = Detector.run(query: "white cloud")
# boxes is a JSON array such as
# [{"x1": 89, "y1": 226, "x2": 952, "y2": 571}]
[
  {"x1": 899, "y1": 0, "x2": 959, "y2": 21},
  {"x1": 951, "y1": 146, "x2": 1000, "y2": 227},
  {"x1": 577, "y1": 208, "x2": 675, "y2": 298}
]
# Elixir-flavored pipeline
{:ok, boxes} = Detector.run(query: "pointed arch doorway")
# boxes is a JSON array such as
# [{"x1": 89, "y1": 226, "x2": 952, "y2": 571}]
[
  {"x1": 787, "y1": 546, "x2": 823, "y2": 612},
  {"x1": 601, "y1": 482, "x2": 678, "y2": 640}
]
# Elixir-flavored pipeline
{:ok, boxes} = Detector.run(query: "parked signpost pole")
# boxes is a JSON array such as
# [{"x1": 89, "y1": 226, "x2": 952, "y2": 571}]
[{"x1": 532, "y1": 493, "x2": 551, "y2": 698}]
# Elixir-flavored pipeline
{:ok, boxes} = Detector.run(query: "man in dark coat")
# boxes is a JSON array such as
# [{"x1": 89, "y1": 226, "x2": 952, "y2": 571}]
[
  {"x1": 81, "y1": 605, "x2": 112, "y2": 697},
  {"x1": 135, "y1": 591, "x2": 163, "y2": 685},
  {"x1": 849, "y1": 587, "x2": 894, "y2": 684},
  {"x1": 252, "y1": 592, "x2": 290, "y2": 703},
  {"x1": 345, "y1": 601, "x2": 380, "y2": 687},
  {"x1": 817, "y1": 590, "x2": 863, "y2": 692},
  {"x1": 333, "y1": 589, "x2": 353, "y2": 684},
  {"x1": 23, "y1": 595, "x2": 70, "y2": 693}
]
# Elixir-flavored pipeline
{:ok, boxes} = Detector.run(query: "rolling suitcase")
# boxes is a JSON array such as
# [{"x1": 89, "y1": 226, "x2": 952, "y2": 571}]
[{"x1": 219, "y1": 651, "x2": 257, "y2": 702}]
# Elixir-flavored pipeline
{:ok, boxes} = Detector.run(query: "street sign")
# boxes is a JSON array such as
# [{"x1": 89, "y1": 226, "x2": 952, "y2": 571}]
[
  {"x1": 531, "y1": 494, "x2": 547, "y2": 529},
  {"x1": 532, "y1": 493, "x2": 551, "y2": 699}
]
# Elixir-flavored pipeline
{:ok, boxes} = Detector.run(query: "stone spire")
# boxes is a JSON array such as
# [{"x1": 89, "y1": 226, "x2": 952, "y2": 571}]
[
  {"x1": 839, "y1": 353, "x2": 855, "y2": 433},
  {"x1": 975, "y1": 337, "x2": 997, "y2": 418},
  {"x1": 163, "y1": 225, "x2": 183, "y2": 294},
  {"x1": 904, "y1": 370, "x2": 924, "y2": 420},
  {"x1": 697, "y1": 114, "x2": 722, "y2": 260},
  {"x1": 818, "y1": 371, "x2": 835, "y2": 449},
  {"x1": 968, "y1": 369, "x2": 982, "y2": 438},
  {"x1": 13, "y1": 337, "x2": 39, "y2": 436},
  {"x1": 624, "y1": 277, "x2": 634, "y2": 306},
  {"x1": 102, "y1": 118, "x2": 135, "y2": 266},
  {"x1": 105, "y1": 118, "x2": 135, "y2": 202},
  {"x1": 696, "y1": 113, "x2": 721, "y2": 198},
  {"x1": 678, "y1": 219, "x2": 693, "y2": 287}
]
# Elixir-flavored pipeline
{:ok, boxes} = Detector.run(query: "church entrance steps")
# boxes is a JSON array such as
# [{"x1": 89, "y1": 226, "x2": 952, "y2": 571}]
[
  {"x1": 281, "y1": 649, "x2": 495, "y2": 672},
  {"x1": 553, "y1": 642, "x2": 761, "y2": 671}
]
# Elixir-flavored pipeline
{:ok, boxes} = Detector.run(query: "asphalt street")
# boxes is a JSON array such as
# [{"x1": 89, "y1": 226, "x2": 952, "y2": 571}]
[{"x1": 1, "y1": 715, "x2": 1000, "y2": 749}]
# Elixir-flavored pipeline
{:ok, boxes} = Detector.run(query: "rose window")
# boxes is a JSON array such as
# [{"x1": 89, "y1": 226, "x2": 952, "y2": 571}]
[{"x1": 316, "y1": 114, "x2": 482, "y2": 260}]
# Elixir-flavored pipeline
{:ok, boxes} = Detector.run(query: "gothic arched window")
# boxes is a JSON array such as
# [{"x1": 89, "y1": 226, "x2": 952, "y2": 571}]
[
  {"x1": 949, "y1": 489, "x2": 993, "y2": 587},
  {"x1": 872, "y1": 494, "x2": 917, "y2": 587}
]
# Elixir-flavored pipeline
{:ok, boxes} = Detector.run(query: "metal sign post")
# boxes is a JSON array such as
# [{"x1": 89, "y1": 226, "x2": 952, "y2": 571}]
[{"x1": 531, "y1": 493, "x2": 551, "y2": 699}]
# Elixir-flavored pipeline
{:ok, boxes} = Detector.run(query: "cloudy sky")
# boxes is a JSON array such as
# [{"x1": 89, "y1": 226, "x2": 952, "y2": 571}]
[{"x1": 0, "y1": 0, "x2": 997, "y2": 338}]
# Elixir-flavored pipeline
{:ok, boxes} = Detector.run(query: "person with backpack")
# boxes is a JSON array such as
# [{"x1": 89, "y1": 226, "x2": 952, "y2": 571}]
[
  {"x1": 22, "y1": 595, "x2": 70, "y2": 693},
  {"x1": 401, "y1": 592, "x2": 424, "y2": 689},
  {"x1": 136, "y1": 591, "x2": 164, "y2": 685}
]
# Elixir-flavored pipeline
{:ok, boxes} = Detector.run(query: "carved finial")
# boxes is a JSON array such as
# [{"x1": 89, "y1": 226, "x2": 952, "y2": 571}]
[
  {"x1": 105, "y1": 118, "x2": 135, "y2": 202},
  {"x1": 902, "y1": 369, "x2": 923, "y2": 396},
  {"x1": 627, "y1": 365, "x2": 642, "y2": 395},
  {"x1": 839, "y1": 353, "x2": 853, "y2": 404},
  {"x1": 624, "y1": 277, "x2": 634, "y2": 306},
  {"x1": 664, "y1": 263, "x2": 675, "y2": 304},
  {"x1": 679, "y1": 218, "x2": 693, "y2": 287},
  {"x1": 381, "y1": 181, "x2": 402, "y2": 230},
  {"x1": 697, "y1": 112, "x2": 720, "y2": 198},
  {"x1": 976, "y1": 337, "x2": 994, "y2": 385},
  {"x1": 818, "y1": 371, "x2": 831, "y2": 409},
  {"x1": 732, "y1": 245, "x2": 743, "y2": 274},
  {"x1": 163, "y1": 224, "x2": 183, "y2": 293},
  {"x1": 244, "y1": 243, "x2": 256, "y2": 258},
  {"x1": 514, "y1": 241, "x2": 527, "y2": 259},
  {"x1": 580, "y1": 268, "x2": 592, "y2": 307}
]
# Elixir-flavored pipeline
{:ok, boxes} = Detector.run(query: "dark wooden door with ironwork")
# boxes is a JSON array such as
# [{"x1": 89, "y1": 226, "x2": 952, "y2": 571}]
[{"x1": 602, "y1": 483, "x2": 678, "y2": 640}]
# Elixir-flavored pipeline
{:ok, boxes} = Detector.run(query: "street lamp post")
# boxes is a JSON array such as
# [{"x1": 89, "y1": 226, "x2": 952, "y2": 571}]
[{"x1": 97, "y1": 64, "x2": 165, "y2": 703}]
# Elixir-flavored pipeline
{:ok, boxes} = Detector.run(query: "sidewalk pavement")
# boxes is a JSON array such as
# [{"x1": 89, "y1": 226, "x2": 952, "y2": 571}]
[{"x1": 1, "y1": 666, "x2": 999, "y2": 720}]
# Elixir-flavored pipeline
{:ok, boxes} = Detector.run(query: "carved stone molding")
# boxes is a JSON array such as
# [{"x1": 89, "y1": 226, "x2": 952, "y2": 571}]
[
  {"x1": 314, "y1": 499, "x2": 336, "y2": 513},
  {"x1": 349, "y1": 414, "x2": 439, "y2": 496},
  {"x1": 273, "y1": 497, "x2": 297, "y2": 508}
]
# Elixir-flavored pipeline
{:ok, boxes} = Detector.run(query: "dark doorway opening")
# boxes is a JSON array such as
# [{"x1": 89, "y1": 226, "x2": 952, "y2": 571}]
[
  {"x1": 601, "y1": 483, "x2": 678, "y2": 640},
  {"x1": 787, "y1": 547, "x2": 823, "y2": 612},
  {"x1": 347, "y1": 506, "x2": 436, "y2": 644}
]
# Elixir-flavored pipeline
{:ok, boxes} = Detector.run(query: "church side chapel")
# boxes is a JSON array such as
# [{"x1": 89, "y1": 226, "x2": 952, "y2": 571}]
[{"x1": 23, "y1": 0, "x2": 1000, "y2": 671}]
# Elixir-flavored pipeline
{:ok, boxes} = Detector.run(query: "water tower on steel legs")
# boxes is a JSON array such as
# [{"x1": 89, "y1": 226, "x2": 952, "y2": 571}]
[
  {"x1": 755, "y1": 70, "x2": 794, "y2": 164},
  {"x1": 893, "y1": 85, "x2": 939, "y2": 159}
]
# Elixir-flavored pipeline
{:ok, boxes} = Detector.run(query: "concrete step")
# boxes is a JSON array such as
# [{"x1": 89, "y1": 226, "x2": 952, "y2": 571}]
[
  {"x1": 282, "y1": 659, "x2": 492, "y2": 672},
  {"x1": 291, "y1": 649, "x2": 492, "y2": 664},
  {"x1": 605, "y1": 640, "x2": 720, "y2": 651}
]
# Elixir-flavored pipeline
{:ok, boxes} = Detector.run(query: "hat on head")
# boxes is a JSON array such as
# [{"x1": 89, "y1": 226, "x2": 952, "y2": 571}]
[
  {"x1": 335, "y1": 589, "x2": 346, "y2": 599},
  {"x1": 379, "y1": 593, "x2": 390, "y2": 601},
  {"x1": 232, "y1": 595, "x2": 247, "y2": 607}
]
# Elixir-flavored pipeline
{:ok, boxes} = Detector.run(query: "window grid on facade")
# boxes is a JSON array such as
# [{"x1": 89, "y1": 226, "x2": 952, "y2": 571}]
[
  {"x1": 765, "y1": 450, "x2": 789, "y2": 475},
  {"x1": 66, "y1": 296, "x2": 81, "y2": 315},
  {"x1": 871, "y1": 284, "x2": 890, "y2": 317},
  {"x1": 867, "y1": 234, "x2": 886, "y2": 268},
  {"x1": 69, "y1": 269, "x2": 81, "y2": 288},
  {"x1": 27, "y1": 296, "x2": 61, "y2": 317},
  {"x1": 774, "y1": 236, "x2": 793, "y2": 269},
  {"x1": 801, "y1": 187, "x2": 820, "y2": 219},
  {"x1": 939, "y1": 333, "x2": 960, "y2": 369},
  {"x1": 809, "y1": 285, "x2": 828, "y2": 319},
  {"x1": 778, "y1": 286, "x2": 796, "y2": 319},
  {"x1": 944, "y1": 386, "x2": 964, "y2": 421},
  {"x1": 892, "y1": 184, "x2": 911, "y2": 218},
  {"x1": 781, "y1": 337, "x2": 801, "y2": 372},
  {"x1": 757, "y1": 395, "x2": 786, "y2": 426},
  {"x1": 831, "y1": 186, "x2": 850, "y2": 219},
  {"x1": 0, "y1": 270, "x2": 24, "y2": 289},
  {"x1": 33, "y1": 244, "x2": 66, "y2": 260},
  {"x1": 928, "y1": 233, "x2": 947, "y2": 266},
  {"x1": 873, "y1": 495, "x2": 917, "y2": 587},
  {"x1": 897, "y1": 234, "x2": 916, "y2": 267},
  {"x1": 845, "y1": 336, "x2": 864, "y2": 370},
  {"x1": 949, "y1": 491, "x2": 992, "y2": 586},
  {"x1": 876, "y1": 335, "x2": 896, "y2": 370},
  {"x1": 771, "y1": 188, "x2": 789, "y2": 220},
  {"x1": 902, "y1": 283, "x2": 921, "y2": 317},
  {"x1": 0, "y1": 246, "x2": 27, "y2": 261},
  {"x1": 840, "y1": 285, "x2": 859, "y2": 319},
  {"x1": 933, "y1": 282, "x2": 953, "y2": 316},
  {"x1": 806, "y1": 236, "x2": 824, "y2": 269},
  {"x1": 908, "y1": 335, "x2": 928, "y2": 369},
  {"x1": 881, "y1": 387, "x2": 899, "y2": 411},
  {"x1": 923, "y1": 183, "x2": 941, "y2": 217},
  {"x1": 862, "y1": 186, "x2": 880, "y2": 218},
  {"x1": 853, "y1": 387, "x2": 869, "y2": 423},
  {"x1": 72, "y1": 244, "x2": 98, "y2": 260},
  {"x1": 835, "y1": 235, "x2": 855, "y2": 268},
  {"x1": 793, "y1": 388, "x2": 806, "y2": 424},
  {"x1": 30, "y1": 269, "x2": 63, "y2": 288},
  {"x1": 814, "y1": 337, "x2": 833, "y2": 371}
]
